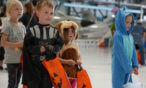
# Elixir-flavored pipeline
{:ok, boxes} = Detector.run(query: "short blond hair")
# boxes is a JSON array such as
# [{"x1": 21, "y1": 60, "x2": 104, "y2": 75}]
[
  {"x1": 6, "y1": 0, "x2": 23, "y2": 16},
  {"x1": 37, "y1": 0, "x2": 53, "y2": 11}
]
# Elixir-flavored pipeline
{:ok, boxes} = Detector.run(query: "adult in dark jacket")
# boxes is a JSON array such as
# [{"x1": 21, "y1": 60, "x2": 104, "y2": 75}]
[{"x1": 19, "y1": 2, "x2": 38, "y2": 29}]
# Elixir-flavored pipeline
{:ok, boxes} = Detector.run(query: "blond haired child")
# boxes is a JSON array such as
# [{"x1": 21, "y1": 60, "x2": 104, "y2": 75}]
[
  {"x1": 22, "y1": 0, "x2": 63, "y2": 88},
  {"x1": 1, "y1": 0, "x2": 26, "y2": 88}
]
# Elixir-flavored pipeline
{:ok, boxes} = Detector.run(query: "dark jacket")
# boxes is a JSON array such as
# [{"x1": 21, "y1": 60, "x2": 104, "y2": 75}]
[{"x1": 19, "y1": 13, "x2": 38, "y2": 29}]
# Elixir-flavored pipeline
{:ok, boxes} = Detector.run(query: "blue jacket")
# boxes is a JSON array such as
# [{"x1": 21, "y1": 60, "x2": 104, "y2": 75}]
[{"x1": 112, "y1": 6, "x2": 139, "y2": 88}]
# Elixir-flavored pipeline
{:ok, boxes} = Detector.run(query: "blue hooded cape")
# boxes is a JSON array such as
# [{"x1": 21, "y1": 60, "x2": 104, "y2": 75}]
[{"x1": 112, "y1": 6, "x2": 139, "y2": 88}]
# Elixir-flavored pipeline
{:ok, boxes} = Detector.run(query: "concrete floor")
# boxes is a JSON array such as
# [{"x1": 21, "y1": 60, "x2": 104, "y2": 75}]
[{"x1": 0, "y1": 39, "x2": 146, "y2": 88}]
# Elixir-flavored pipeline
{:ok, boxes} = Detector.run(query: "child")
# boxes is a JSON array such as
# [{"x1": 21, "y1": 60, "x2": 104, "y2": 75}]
[
  {"x1": 55, "y1": 21, "x2": 82, "y2": 88},
  {"x1": 1, "y1": 0, "x2": 25, "y2": 88},
  {"x1": 22, "y1": 0, "x2": 63, "y2": 88},
  {"x1": 112, "y1": 6, "x2": 139, "y2": 88}
]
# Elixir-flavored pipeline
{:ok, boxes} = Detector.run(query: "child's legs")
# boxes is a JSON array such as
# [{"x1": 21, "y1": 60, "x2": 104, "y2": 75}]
[
  {"x1": 69, "y1": 78, "x2": 77, "y2": 88},
  {"x1": 40, "y1": 67, "x2": 52, "y2": 88},
  {"x1": 0, "y1": 47, "x2": 5, "y2": 67},
  {"x1": 7, "y1": 64, "x2": 21, "y2": 88},
  {"x1": 138, "y1": 43, "x2": 145, "y2": 65}
]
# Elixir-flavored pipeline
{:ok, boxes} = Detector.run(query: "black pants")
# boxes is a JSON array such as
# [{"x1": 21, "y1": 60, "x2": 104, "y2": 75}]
[
  {"x1": 135, "y1": 43, "x2": 145, "y2": 65},
  {"x1": 0, "y1": 47, "x2": 5, "y2": 61},
  {"x1": 27, "y1": 63, "x2": 53, "y2": 88},
  {"x1": 7, "y1": 64, "x2": 21, "y2": 88}
]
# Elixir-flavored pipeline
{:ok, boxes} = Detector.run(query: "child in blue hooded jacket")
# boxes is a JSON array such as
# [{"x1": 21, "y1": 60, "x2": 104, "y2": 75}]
[{"x1": 112, "y1": 6, "x2": 139, "y2": 88}]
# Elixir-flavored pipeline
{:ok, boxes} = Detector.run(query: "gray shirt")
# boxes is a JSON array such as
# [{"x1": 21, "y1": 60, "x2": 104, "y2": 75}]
[{"x1": 2, "y1": 20, "x2": 26, "y2": 63}]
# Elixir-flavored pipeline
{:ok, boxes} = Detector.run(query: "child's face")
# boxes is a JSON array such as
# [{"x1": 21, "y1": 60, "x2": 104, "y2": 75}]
[
  {"x1": 125, "y1": 15, "x2": 132, "y2": 31},
  {"x1": 37, "y1": 5, "x2": 54, "y2": 24},
  {"x1": 64, "y1": 27, "x2": 75, "y2": 42},
  {"x1": 8, "y1": 3, "x2": 23, "y2": 19}
]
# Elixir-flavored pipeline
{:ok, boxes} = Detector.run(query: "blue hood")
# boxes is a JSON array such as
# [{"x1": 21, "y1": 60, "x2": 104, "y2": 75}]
[{"x1": 115, "y1": 6, "x2": 135, "y2": 35}]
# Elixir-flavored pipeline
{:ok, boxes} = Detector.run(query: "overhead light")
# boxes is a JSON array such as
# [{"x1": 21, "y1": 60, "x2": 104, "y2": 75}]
[{"x1": 54, "y1": 16, "x2": 61, "y2": 19}]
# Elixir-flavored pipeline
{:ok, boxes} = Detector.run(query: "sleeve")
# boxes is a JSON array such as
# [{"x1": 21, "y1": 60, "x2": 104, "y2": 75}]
[
  {"x1": 51, "y1": 31, "x2": 64, "y2": 54},
  {"x1": 144, "y1": 27, "x2": 146, "y2": 32},
  {"x1": 132, "y1": 44, "x2": 139, "y2": 68},
  {"x1": 23, "y1": 29, "x2": 41, "y2": 55},
  {"x1": 1, "y1": 22, "x2": 10, "y2": 35},
  {"x1": 113, "y1": 35, "x2": 133, "y2": 74}
]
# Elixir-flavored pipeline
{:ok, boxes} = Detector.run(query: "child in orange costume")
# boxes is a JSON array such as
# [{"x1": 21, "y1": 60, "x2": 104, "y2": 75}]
[{"x1": 55, "y1": 21, "x2": 82, "y2": 88}]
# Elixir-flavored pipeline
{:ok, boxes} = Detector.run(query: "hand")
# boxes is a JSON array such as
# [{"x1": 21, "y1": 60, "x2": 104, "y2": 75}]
[
  {"x1": 40, "y1": 46, "x2": 46, "y2": 53},
  {"x1": 67, "y1": 59, "x2": 76, "y2": 66},
  {"x1": 17, "y1": 41, "x2": 23, "y2": 47},
  {"x1": 76, "y1": 59, "x2": 82, "y2": 65},
  {"x1": 46, "y1": 45, "x2": 53, "y2": 51},
  {"x1": 14, "y1": 47, "x2": 21, "y2": 52},
  {"x1": 129, "y1": 70, "x2": 134, "y2": 75},
  {"x1": 134, "y1": 67, "x2": 138, "y2": 75}
]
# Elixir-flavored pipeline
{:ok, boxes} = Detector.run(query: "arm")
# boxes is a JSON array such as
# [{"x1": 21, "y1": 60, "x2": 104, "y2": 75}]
[
  {"x1": 51, "y1": 31, "x2": 64, "y2": 54},
  {"x1": 23, "y1": 30, "x2": 42, "y2": 55},
  {"x1": 132, "y1": 45, "x2": 139, "y2": 68},
  {"x1": 143, "y1": 32, "x2": 146, "y2": 42},
  {"x1": 1, "y1": 33, "x2": 23, "y2": 48},
  {"x1": 113, "y1": 35, "x2": 133, "y2": 74},
  {"x1": 57, "y1": 53, "x2": 76, "y2": 66},
  {"x1": 1, "y1": 22, "x2": 23, "y2": 48},
  {"x1": 132, "y1": 44, "x2": 139, "y2": 75},
  {"x1": 77, "y1": 55, "x2": 82, "y2": 65},
  {"x1": 143, "y1": 27, "x2": 146, "y2": 42}
]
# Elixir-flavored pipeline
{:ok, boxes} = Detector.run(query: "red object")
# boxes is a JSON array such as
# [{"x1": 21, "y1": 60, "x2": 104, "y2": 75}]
[
  {"x1": 23, "y1": 85, "x2": 27, "y2": 88},
  {"x1": 42, "y1": 57, "x2": 72, "y2": 88},
  {"x1": 99, "y1": 42, "x2": 104, "y2": 47},
  {"x1": 20, "y1": 54, "x2": 23, "y2": 69},
  {"x1": 137, "y1": 51, "x2": 141, "y2": 64},
  {"x1": 77, "y1": 66, "x2": 92, "y2": 88}
]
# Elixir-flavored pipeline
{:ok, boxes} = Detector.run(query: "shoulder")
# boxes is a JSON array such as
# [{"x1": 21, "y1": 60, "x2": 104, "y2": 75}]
[
  {"x1": 19, "y1": 23, "x2": 25, "y2": 29},
  {"x1": 29, "y1": 25, "x2": 40, "y2": 32},
  {"x1": 113, "y1": 32, "x2": 122, "y2": 39},
  {"x1": 113, "y1": 32, "x2": 123, "y2": 43},
  {"x1": 2, "y1": 20, "x2": 11, "y2": 27},
  {"x1": 49, "y1": 24, "x2": 59, "y2": 34},
  {"x1": 50, "y1": 24, "x2": 57, "y2": 30},
  {"x1": 2, "y1": 20, "x2": 11, "y2": 31},
  {"x1": 28, "y1": 25, "x2": 39, "y2": 36}
]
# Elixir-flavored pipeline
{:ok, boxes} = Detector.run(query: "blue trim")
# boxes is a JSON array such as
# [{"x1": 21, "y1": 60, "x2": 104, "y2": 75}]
[{"x1": 64, "y1": 3, "x2": 141, "y2": 14}]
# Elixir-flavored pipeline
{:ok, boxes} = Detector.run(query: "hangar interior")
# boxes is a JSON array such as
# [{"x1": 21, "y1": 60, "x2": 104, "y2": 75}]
[{"x1": 0, "y1": 0, "x2": 146, "y2": 88}]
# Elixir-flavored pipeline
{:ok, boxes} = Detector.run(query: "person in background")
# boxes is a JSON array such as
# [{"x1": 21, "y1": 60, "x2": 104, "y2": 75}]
[
  {"x1": 0, "y1": 5, "x2": 6, "y2": 25},
  {"x1": 19, "y1": 2, "x2": 38, "y2": 29},
  {"x1": 32, "y1": 0, "x2": 39, "y2": 21},
  {"x1": 0, "y1": 39, "x2": 5, "y2": 70},
  {"x1": 132, "y1": 21, "x2": 146, "y2": 65},
  {"x1": 1, "y1": 0, "x2": 26, "y2": 88},
  {"x1": 0, "y1": 5, "x2": 6, "y2": 17},
  {"x1": 0, "y1": 5, "x2": 6, "y2": 70},
  {"x1": 112, "y1": 6, "x2": 139, "y2": 88}
]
